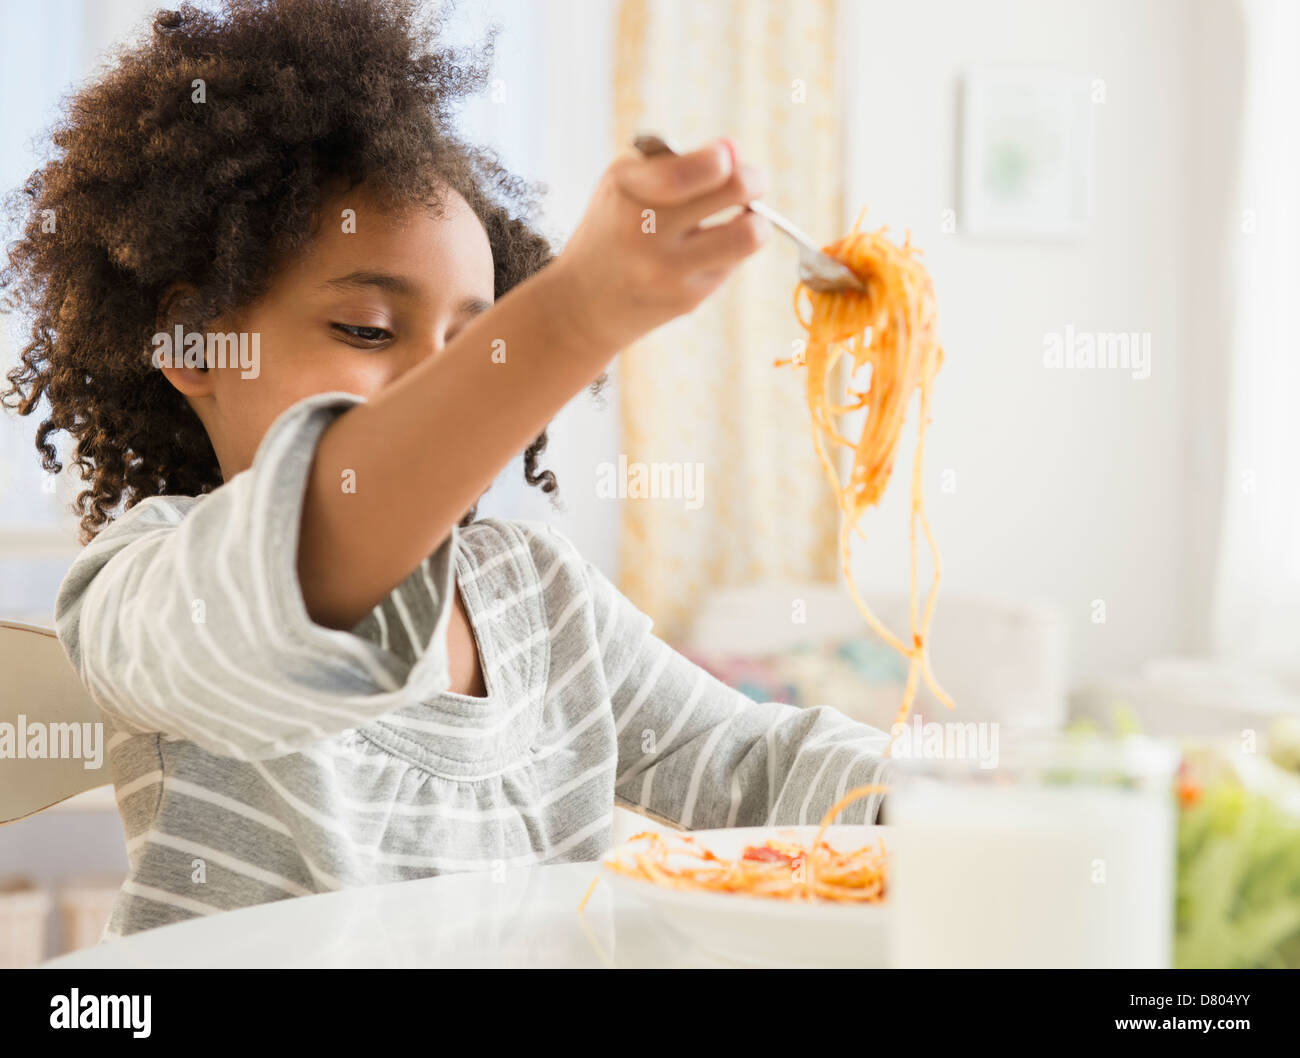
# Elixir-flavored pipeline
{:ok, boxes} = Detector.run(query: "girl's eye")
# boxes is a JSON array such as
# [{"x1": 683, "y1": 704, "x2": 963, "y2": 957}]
[{"x1": 331, "y1": 323, "x2": 392, "y2": 344}]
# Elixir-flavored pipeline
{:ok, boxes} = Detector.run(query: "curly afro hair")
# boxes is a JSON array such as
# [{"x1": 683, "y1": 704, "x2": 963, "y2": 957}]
[{"x1": 1, "y1": 0, "x2": 583, "y2": 543}]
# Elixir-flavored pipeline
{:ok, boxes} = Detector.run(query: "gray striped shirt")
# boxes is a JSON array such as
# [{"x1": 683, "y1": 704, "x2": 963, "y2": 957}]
[{"x1": 55, "y1": 392, "x2": 891, "y2": 938}]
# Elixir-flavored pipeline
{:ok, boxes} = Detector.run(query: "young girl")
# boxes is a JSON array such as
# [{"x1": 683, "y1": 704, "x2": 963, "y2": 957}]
[{"x1": 1, "y1": 0, "x2": 890, "y2": 939}]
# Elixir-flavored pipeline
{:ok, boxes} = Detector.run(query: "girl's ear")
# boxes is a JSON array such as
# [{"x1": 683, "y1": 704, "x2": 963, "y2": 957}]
[{"x1": 152, "y1": 283, "x2": 214, "y2": 398}]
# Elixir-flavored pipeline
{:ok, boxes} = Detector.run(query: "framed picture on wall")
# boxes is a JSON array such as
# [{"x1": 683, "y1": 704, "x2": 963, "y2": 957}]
[{"x1": 960, "y1": 68, "x2": 1093, "y2": 240}]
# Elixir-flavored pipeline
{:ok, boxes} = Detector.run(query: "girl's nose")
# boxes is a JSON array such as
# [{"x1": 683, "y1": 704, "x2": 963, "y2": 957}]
[{"x1": 411, "y1": 336, "x2": 445, "y2": 365}]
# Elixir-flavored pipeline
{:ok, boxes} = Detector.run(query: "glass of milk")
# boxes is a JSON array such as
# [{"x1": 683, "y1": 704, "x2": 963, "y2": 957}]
[{"x1": 886, "y1": 733, "x2": 1179, "y2": 968}]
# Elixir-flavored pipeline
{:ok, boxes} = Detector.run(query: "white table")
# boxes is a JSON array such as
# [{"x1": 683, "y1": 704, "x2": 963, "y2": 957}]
[{"x1": 42, "y1": 863, "x2": 732, "y2": 969}]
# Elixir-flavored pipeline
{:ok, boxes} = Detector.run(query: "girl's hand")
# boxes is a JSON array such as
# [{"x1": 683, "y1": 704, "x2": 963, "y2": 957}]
[{"x1": 551, "y1": 137, "x2": 770, "y2": 351}]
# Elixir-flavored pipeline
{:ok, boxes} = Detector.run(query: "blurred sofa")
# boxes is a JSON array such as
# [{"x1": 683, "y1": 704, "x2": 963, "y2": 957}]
[
  {"x1": 679, "y1": 580, "x2": 1067, "y2": 732},
  {"x1": 610, "y1": 580, "x2": 1067, "y2": 842}
]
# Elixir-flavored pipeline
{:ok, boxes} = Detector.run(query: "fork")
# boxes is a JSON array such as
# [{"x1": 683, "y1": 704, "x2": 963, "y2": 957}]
[{"x1": 632, "y1": 132, "x2": 865, "y2": 294}]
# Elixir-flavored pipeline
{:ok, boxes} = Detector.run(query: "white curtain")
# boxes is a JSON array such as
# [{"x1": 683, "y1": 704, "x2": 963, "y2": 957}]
[
  {"x1": 611, "y1": 0, "x2": 845, "y2": 643},
  {"x1": 1212, "y1": 0, "x2": 1300, "y2": 682}
]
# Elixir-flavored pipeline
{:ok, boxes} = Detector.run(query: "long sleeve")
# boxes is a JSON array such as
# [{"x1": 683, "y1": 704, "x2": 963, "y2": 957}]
[
  {"x1": 54, "y1": 391, "x2": 457, "y2": 761},
  {"x1": 573, "y1": 540, "x2": 893, "y2": 829}
]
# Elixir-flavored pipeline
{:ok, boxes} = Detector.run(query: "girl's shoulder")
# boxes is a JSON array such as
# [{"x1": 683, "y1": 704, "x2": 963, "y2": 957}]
[
  {"x1": 69, "y1": 493, "x2": 206, "y2": 568},
  {"x1": 114, "y1": 493, "x2": 206, "y2": 531},
  {"x1": 457, "y1": 514, "x2": 577, "y2": 550},
  {"x1": 456, "y1": 516, "x2": 591, "y2": 589}
]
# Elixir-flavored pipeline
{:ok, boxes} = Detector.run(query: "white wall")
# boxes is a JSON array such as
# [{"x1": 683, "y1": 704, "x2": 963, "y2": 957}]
[
  {"x1": 838, "y1": 0, "x2": 1239, "y2": 683},
  {"x1": 449, "y1": 0, "x2": 624, "y2": 578}
]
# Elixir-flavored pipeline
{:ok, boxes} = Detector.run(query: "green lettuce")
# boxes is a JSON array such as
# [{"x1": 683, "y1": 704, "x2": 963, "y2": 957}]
[{"x1": 1175, "y1": 745, "x2": 1300, "y2": 968}]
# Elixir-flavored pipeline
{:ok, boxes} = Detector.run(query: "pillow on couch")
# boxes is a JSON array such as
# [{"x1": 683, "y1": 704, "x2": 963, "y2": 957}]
[
  {"x1": 681, "y1": 580, "x2": 1068, "y2": 731},
  {"x1": 681, "y1": 639, "x2": 911, "y2": 731}
]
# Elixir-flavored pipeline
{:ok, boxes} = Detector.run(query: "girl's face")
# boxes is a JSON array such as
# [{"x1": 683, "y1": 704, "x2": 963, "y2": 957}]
[{"x1": 166, "y1": 182, "x2": 495, "y2": 479}]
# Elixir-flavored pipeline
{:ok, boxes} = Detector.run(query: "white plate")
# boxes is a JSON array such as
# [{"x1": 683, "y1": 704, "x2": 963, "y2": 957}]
[{"x1": 601, "y1": 825, "x2": 892, "y2": 967}]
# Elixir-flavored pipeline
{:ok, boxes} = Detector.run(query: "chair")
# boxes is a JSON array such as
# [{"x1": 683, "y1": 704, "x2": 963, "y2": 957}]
[{"x1": 0, "y1": 620, "x2": 109, "y2": 825}]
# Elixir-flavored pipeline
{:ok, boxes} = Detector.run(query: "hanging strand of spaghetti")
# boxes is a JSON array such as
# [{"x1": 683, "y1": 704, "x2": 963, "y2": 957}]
[{"x1": 778, "y1": 212, "x2": 954, "y2": 732}]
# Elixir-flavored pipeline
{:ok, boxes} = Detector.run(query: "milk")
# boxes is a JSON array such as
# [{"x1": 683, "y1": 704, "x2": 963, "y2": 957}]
[{"x1": 889, "y1": 777, "x2": 1176, "y2": 968}]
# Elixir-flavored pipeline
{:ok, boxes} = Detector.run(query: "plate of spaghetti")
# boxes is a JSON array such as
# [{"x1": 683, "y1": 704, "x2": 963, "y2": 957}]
[{"x1": 594, "y1": 786, "x2": 892, "y2": 967}]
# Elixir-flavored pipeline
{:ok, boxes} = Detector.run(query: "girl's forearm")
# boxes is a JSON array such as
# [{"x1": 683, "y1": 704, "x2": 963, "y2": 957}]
[{"x1": 296, "y1": 262, "x2": 615, "y2": 629}]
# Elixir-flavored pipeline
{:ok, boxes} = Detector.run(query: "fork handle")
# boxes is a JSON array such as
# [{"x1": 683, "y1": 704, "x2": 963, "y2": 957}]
[
  {"x1": 631, "y1": 132, "x2": 816, "y2": 253},
  {"x1": 744, "y1": 199, "x2": 816, "y2": 252}
]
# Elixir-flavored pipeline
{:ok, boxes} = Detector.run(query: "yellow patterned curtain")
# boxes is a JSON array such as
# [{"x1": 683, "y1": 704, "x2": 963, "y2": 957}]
[{"x1": 613, "y1": 0, "x2": 842, "y2": 641}]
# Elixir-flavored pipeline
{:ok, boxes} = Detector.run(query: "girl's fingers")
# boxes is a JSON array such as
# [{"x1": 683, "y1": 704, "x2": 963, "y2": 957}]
[
  {"x1": 675, "y1": 209, "x2": 770, "y2": 275},
  {"x1": 613, "y1": 139, "x2": 734, "y2": 206},
  {"x1": 659, "y1": 163, "x2": 768, "y2": 238}
]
